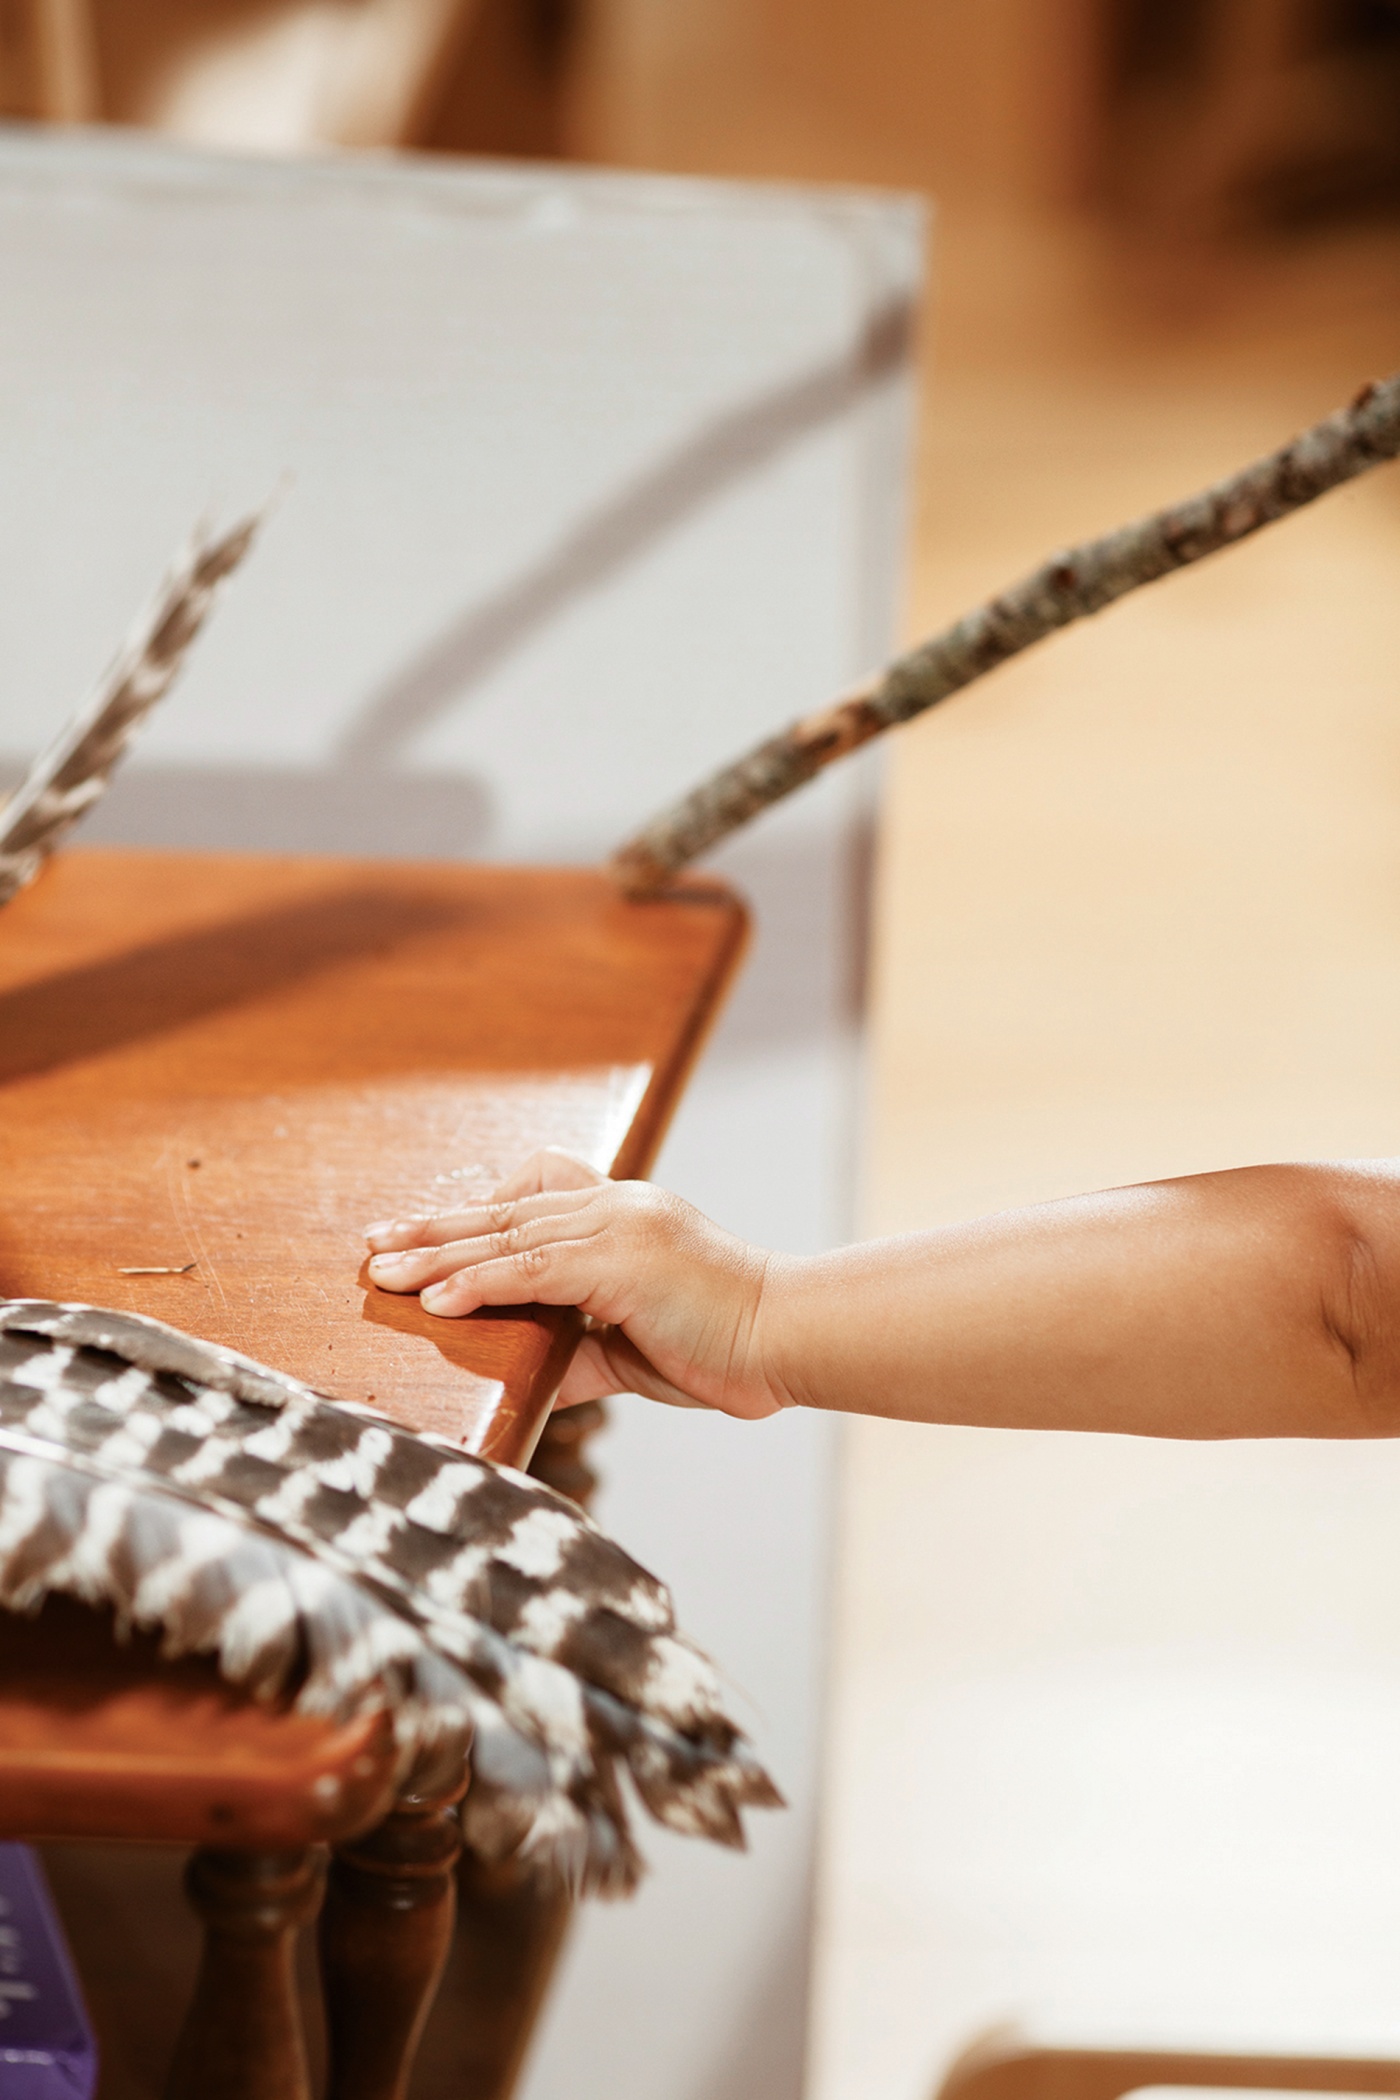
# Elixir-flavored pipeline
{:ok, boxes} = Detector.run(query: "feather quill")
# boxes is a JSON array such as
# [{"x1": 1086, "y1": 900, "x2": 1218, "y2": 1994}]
[
  {"x1": 0, "y1": 1301, "x2": 780, "y2": 1894},
  {"x1": 0, "y1": 514, "x2": 261, "y2": 907}
]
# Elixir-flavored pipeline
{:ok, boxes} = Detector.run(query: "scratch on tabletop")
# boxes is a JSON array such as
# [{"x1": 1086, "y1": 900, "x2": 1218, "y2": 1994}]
[
  {"x1": 118, "y1": 1262, "x2": 197, "y2": 1276},
  {"x1": 163, "y1": 1140, "x2": 228, "y2": 1317}
]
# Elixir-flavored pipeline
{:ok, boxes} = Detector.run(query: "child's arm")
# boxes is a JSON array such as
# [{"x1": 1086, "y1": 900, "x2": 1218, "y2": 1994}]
[{"x1": 364, "y1": 1153, "x2": 1400, "y2": 1437}]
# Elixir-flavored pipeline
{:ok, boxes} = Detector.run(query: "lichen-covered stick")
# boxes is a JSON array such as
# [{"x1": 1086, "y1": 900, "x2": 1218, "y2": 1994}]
[
  {"x1": 609, "y1": 370, "x2": 1400, "y2": 895},
  {"x1": 0, "y1": 512, "x2": 261, "y2": 906}
]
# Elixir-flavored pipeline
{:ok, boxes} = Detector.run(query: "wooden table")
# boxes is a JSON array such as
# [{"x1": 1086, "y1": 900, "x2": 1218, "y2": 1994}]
[{"x1": 0, "y1": 846, "x2": 747, "y2": 2100}]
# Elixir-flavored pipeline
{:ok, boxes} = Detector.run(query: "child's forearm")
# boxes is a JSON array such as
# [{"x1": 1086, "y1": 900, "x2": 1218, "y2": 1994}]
[{"x1": 767, "y1": 1163, "x2": 1400, "y2": 1437}]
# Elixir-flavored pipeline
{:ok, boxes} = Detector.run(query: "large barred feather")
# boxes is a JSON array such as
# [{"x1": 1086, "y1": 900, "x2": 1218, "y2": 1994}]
[
  {"x1": 0, "y1": 1301, "x2": 779, "y2": 1894},
  {"x1": 0, "y1": 515, "x2": 260, "y2": 906}
]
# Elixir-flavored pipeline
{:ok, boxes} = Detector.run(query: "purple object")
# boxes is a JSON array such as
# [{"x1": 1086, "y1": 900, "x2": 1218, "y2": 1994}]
[{"x1": 0, "y1": 1846, "x2": 96, "y2": 2098}]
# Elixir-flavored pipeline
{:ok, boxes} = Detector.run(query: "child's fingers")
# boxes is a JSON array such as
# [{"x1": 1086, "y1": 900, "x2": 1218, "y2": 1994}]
[
  {"x1": 416, "y1": 1238, "x2": 617, "y2": 1317},
  {"x1": 363, "y1": 1149, "x2": 608, "y2": 1250},
  {"x1": 366, "y1": 1240, "x2": 489, "y2": 1291},
  {"x1": 367, "y1": 1203, "x2": 606, "y2": 1293},
  {"x1": 365, "y1": 1186, "x2": 678, "y2": 1324},
  {"x1": 490, "y1": 1148, "x2": 607, "y2": 1201},
  {"x1": 365, "y1": 1185, "x2": 600, "y2": 1254}
]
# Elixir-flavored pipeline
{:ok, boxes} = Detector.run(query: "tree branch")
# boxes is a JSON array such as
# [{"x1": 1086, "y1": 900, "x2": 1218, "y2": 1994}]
[{"x1": 609, "y1": 370, "x2": 1400, "y2": 895}]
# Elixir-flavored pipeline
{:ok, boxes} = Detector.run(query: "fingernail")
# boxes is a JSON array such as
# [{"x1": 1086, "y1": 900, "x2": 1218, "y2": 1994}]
[
  {"x1": 421, "y1": 1283, "x2": 452, "y2": 1311},
  {"x1": 364, "y1": 1220, "x2": 398, "y2": 1239},
  {"x1": 368, "y1": 1252, "x2": 408, "y2": 1273}
]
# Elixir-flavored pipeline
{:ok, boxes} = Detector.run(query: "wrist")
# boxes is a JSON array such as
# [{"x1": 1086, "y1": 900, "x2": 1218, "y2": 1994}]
[{"x1": 753, "y1": 1253, "x2": 829, "y2": 1413}]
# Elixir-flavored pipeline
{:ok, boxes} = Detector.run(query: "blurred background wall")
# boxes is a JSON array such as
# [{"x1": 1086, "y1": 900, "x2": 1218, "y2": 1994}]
[
  {"x1": 15, "y1": 1, "x2": 1400, "y2": 217},
  {"x1": 8, "y1": 7, "x2": 1400, "y2": 2100}
]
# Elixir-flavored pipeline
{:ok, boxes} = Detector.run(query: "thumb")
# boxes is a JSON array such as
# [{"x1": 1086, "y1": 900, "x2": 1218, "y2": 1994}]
[{"x1": 553, "y1": 1328, "x2": 713, "y2": 1412}]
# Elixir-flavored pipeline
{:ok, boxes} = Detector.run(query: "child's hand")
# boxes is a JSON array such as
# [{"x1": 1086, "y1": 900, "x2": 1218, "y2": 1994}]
[{"x1": 364, "y1": 1150, "x2": 790, "y2": 1420}]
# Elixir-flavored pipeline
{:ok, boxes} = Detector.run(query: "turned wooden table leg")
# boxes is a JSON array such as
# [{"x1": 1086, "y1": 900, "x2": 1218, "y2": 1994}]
[
  {"x1": 165, "y1": 1847, "x2": 324, "y2": 2100},
  {"x1": 446, "y1": 1852, "x2": 573, "y2": 2100},
  {"x1": 527, "y1": 1397, "x2": 606, "y2": 1508},
  {"x1": 428, "y1": 1400, "x2": 605, "y2": 2100},
  {"x1": 320, "y1": 1779, "x2": 467, "y2": 2100}
]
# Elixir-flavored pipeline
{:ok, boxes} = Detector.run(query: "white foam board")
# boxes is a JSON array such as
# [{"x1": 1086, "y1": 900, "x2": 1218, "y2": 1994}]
[{"x1": 0, "y1": 125, "x2": 923, "y2": 2100}]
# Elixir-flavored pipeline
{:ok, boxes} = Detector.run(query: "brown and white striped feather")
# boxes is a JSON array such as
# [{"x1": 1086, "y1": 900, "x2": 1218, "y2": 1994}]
[
  {"x1": 0, "y1": 1301, "x2": 779, "y2": 1894},
  {"x1": 0, "y1": 515, "x2": 260, "y2": 906}
]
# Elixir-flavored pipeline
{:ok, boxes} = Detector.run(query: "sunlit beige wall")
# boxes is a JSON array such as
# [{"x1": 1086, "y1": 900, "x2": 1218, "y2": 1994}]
[
  {"x1": 819, "y1": 216, "x2": 1400, "y2": 2100},
  {"x1": 876, "y1": 228, "x2": 1400, "y2": 1225},
  {"x1": 569, "y1": 0, "x2": 1103, "y2": 205}
]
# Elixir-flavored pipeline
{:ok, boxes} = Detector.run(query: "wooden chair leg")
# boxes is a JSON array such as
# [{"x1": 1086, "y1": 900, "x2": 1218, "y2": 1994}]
[
  {"x1": 319, "y1": 1785, "x2": 466, "y2": 2100},
  {"x1": 527, "y1": 1398, "x2": 605, "y2": 1507},
  {"x1": 165, "y1": 1847, "x2": 324, "y2": 2100},
  {"x1": 330, "y1": 1403, "x2": 609, "y2": 2100},
  {"x1": 417, "y1": 1398, "x2": 606, "y2": 2099},
  {"x1": 443, "y1": 1852, "x2": 573, "y2": 2100}
]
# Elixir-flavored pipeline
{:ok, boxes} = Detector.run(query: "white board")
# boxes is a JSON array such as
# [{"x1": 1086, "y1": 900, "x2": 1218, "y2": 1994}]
[{"x1": 0, "y1": 124, "x2": 922, "y2": 2100}]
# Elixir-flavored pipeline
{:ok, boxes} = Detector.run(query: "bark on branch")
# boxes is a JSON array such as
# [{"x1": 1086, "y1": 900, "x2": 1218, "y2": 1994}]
[{"x1": 609, "y1": 371, "x2": 1400, "y2": 895}]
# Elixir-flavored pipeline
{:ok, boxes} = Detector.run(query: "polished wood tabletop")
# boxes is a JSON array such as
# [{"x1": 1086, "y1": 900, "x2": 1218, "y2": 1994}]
[
  {"x1": 0, "y1": 847, "x2": 747, "y2": 1458},
  {"x1": 0, "y1": 846, "x2": 746, "y2": 1847}
]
